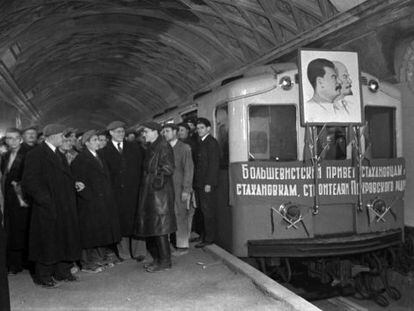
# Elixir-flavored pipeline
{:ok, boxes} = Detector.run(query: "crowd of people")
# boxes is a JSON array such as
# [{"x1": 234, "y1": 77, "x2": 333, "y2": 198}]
[{"x1": 0, "y1": 117, "x2": 220, "y2": 309}]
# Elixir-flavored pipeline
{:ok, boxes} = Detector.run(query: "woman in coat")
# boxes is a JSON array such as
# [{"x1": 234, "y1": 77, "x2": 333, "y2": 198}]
[
  {"x1": 71, "y1": 130, "x2": 121, "y2": 272},
  {"x1": 133, "y1": 122, "x2": 176, "y2": 272}
]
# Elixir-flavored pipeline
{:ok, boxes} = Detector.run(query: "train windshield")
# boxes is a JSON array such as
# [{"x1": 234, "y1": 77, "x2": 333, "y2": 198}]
[
  {"x1": 365, "y1": 106, "x2": 396, "y2": 158},
  {"x1": 248, "y1": 105, "x2": 297, "y2": 161}
]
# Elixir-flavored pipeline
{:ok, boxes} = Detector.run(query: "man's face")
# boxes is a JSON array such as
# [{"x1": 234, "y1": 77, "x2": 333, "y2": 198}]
[
  {"x1": 126, "y1": 133, "x2": 136, "y2": 142},
  {"x1": 23, "y1": 129, "x2": 37, "y2": 145},
  {"x1": 178, "y1": 126, "x2": 189, "y2": 140},
  {"x1": 86, "y1": 135, "x2": 100, "y2": 151},
  {"x1": 109, "y1": 127, "x2": 125, "y2": 142},
  {"x1": 187, "y1": 122, "x2": 195, "y2": 131},
  {"x1": 196, "y1": 123, "x2": 210, "y2": 137},
  {"x1": 5, "y1": 132, "x2": 22, "y2": 150},
  {"x1": 318, "y1": 66, "x2": 341, "y2": 102},
  {"x1": 49, "y1": 133, "x2": 64, "y2": 148},
  {"x1": 142, "y1": 127, "x2": 158, "y2": 143},
  {"x1": 69, "y1": 132, "x2": 77, "y2": 145},
  {"x1": 98, "y1": 135, "x2": 108, "y2": 149},
  {"x1": 60, "y1": 137, "x2": 72, "y2": 151},
  {"x1": 162, "y1": 127, "x2": 176, "y2": 142},
  {"x1": 335, "y1": 63, "x2": 353, "y2": 96}
]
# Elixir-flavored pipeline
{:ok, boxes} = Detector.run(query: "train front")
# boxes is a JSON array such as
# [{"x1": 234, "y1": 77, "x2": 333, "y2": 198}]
[{"x1": 223, "y1": 66, "x2": 405, "y2": 286}]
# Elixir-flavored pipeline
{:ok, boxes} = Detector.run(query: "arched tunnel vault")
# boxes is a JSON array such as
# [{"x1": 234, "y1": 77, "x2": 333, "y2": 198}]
[{"x1": 0, "y1": 0, "x2": 410, "y2": 130}]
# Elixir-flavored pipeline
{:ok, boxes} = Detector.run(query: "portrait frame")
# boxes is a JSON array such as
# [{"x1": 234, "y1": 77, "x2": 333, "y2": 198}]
[{"x1": 298, "y1": 48, "x2": 363, "y2": 126}]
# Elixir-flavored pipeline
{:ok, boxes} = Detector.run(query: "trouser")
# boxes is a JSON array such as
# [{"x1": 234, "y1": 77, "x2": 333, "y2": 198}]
[
  {"x1": 196, "y1": 187, "x2": 217, "y2": 243},
  {"x1": 175, "y1": 198, "x2": 195, "y2": 248},
  {"x1": 117, "y1": 237, "x2": 146, "y2": 259},
  {"x1": 146, "y1": 235, "x2": 171, "y2": 266},
  {"x1": 0, "y1": 224, "x2": 10, "y2": 311},
  {"x1": 80, "y1": 247, "x2": 105, "y2": 269},
  {"x1": 35, "y1": 261, "x2": 72, "y2": 282},
  {"x1": 7, "y1": 249, "x2": 25, "y2": 271}
]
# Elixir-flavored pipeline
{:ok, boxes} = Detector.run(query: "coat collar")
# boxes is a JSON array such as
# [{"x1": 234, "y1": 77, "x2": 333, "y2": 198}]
[
  {"x1": 40, "y1": 142, "x2": 72, "y2": 177},
  {"x1": 82, "y1": 149, "x2": 107, "y2": 175}
]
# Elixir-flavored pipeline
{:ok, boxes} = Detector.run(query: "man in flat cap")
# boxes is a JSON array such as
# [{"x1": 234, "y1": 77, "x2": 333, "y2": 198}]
[
  {"x1": 99, "y1": 121, "x2": 144, "y2": 261},
  {"x1": 134, "y1": 122, "x2": 176, "y2": 272},
  {"x1": 163, "y1": 124, "x2": 194, "y2": 255},
  {"x1": 22, "y1": 124, "x2": 82, "y2": 288},
  {"x1": 0, "y1": 128, "x2": 30, "y2": 275},
  {"x1": 71, "y1": 130, "x2": 121, "y2": 272}
]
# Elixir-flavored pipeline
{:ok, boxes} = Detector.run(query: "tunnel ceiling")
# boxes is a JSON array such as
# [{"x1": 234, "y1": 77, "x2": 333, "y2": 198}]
[{"x1": 0, "y1": 0, "x2": 405, "y2": 129}]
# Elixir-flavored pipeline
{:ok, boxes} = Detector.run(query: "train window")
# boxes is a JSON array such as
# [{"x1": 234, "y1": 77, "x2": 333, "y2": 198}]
[
  {"x1": 317, "y1": 126, "x2": 347, "y2": 160},
  {"x1": 365, "y1": 106, "x2": 396, "y2": 158},
  {"x1": 215, "y1": 104, "x2": 229, "y2": 168},
  {"x1": 248, "y1": 105, "x2": 297, "y2": 161}
]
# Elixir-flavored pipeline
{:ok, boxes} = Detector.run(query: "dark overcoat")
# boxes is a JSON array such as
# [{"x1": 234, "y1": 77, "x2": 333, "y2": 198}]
[
  {"x1": 71, "y1": 149, "x2": 121, "y2": 249},
  {"x1": 99, "y1": 141, "x2": 144, "y2": 236},
  {"x1": 0, "y1": 211, "x2": 10, "y2": 311},
  {"x1": 133, "y1": 136, "x2": 176, "y2": 237},
  {"x1": 193, "y1": 134, "x2": 220, "y2": 188},
  {"x1": 21, "y1": 142, "x2": 81, "y2": 264},
  {"x1": 0, "y1": 145, "x2": 30, "y2": 250}
]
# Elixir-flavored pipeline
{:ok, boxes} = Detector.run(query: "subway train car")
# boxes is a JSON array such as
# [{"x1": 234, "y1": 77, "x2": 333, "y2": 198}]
[{"x1": 154, "y1": 63, "x2": 406, "y2": 289}]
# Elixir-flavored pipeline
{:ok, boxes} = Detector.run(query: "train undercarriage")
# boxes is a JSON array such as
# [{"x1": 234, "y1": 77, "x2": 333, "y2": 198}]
[{"x1": 249, "y1": 228, "x2": 414, "y2": 307}]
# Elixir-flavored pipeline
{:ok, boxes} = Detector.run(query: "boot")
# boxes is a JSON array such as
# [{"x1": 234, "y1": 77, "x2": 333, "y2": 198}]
[
  {"x1": 144, "y1": 237, "x2": 158, "y2": 269},
  {"x1": 146, "y1": 235, "x2": 171, "y2": 273}
]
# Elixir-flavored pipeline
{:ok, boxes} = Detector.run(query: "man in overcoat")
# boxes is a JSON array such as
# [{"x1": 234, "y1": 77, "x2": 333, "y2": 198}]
[
  {"x1": 163, "y1": 124, "x2": 194, "y2": 254},
  {"x1": 0, "y1": 209, "x2": 10, "y2": 311},
  {"x1": 99, "y1": 121, "x2": 144, "y2": 260},
  {"x1": 22, "y1": 124, "x2": 82, "y2": 288},
  {"x1": 133, "y1": 122, "x2": 176, "y2": 272},
  {"x1": 71, "y1": 130, "x2": 121, "y2": 272},
  {"x1": 0, "y1": 128, "x2": 30, "y2": 274},
  {"x1": 194, "y1": 118, "x2": 220, "y2": 248}
]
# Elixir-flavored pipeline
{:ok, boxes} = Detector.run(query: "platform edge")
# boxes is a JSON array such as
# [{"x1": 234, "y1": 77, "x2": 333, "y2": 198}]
[{"x1": 205, "y1": 244, "x2": 322, "y2": 311}]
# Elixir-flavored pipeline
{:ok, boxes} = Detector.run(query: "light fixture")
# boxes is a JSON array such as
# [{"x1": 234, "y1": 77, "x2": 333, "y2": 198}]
[
  {"x1": 279, "y1": 76, "x2": 293, "y2": 91},
  {"x1": 279, "y1": 202, "x2": 301, "y2": 221},
  {"x1": 368, "y1": 79, "x2": 379, "y2": 93},
  {"x1": 367, "y1": 198, "x2": 386, "y2": 214}
]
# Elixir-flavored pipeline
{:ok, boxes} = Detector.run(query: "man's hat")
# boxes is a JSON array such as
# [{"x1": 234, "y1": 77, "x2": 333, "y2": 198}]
[
  {"x1": 106, "y1": 121, "x2": 126, "y2": 131},
  {"x1": 81, "y1": 130, "x2": 97, "y2": 145},
  {"x1": 42, "y1": 124, "x2": 66, "y2": 137},
  {"x1": 162, "y1": 123, "x2": 178, "y2": 131},
  {"x1": 141, "y1": 121, "x2": 162, "y2": 132},
  {"x1": 22, "y1": 125, "x2": 38, "y2": 133},
  {"x1": 97, "y1": 129, "x2": 108, "y2": 136},
  {"x1": 177, "y1": 122, "x2": 190, "y2": 131}
]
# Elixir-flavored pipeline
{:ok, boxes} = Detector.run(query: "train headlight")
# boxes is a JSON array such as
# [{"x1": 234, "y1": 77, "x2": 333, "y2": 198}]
[
  {"x1": 279, "y1": 76, "x2": 293, "y2": 91},
  {"x1": 367, "y1": 198, "x2": 386, "y2": 214},
  {"x1": 279, "y1": 202, "x2": 301, "y2": 221},
  {"x1": 368, "y1": 79, "x2": 379, "y2": 93}
]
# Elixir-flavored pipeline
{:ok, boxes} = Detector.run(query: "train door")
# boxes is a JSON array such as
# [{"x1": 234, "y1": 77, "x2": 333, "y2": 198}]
[{"x1": 214, "y1": 103, "x2": 232, "y2": 251}]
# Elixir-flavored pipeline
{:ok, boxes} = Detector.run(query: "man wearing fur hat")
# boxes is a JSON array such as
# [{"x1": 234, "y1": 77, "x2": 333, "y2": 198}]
[
  {"x1": 22, "y1": 124, "x2": 83, "y2": 288},
  {"x1": 99, "y1": 121, "x2": 144, "y2": 261}
]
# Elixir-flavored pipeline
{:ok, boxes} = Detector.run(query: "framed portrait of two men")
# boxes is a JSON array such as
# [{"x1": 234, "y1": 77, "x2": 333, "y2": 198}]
[{"x1": 298, "y1": 49, "x2": 363, "y2": 126}]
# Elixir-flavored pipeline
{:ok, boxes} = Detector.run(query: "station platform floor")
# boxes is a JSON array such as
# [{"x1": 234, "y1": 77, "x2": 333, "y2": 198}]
[{"x1": 8, "y1": 245, "x2": 292, "y2": 311}]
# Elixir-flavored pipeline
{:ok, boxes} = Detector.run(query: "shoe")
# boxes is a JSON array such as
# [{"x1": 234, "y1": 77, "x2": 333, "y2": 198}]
[
  {"x1": 135, "y1": 255, "x2": 146, "y2": 263},
  {"x1": 146, "y1": 263, "x2": 171, "y2": 273},
  {"x1": 55, "y1": 274, "x2": 79, "y2": 282},
  {"x1": 111, "y1": 257, "x2": 124, "y2": 265},
  {"x1": 81, "y1": 266, "x2": 104, "y2": 273},
  {"x1": 195, "y1": 241, "x2": 213, "y2": 248},
  {"x1": 172, "y1": 248, "x2": 189, "y2": 257},
  {"x1": 143, "y1": 261, "x2": 156, "y2": 269},
  {"x1": 34, "y1": 278, "x2": 59, "y2": 289},
  {"x1": 190, "y1": 236, "x2": 201, "y2": 243},
  {"x1": 70, "y1": 265, "x2": 79, "y2": 274}
]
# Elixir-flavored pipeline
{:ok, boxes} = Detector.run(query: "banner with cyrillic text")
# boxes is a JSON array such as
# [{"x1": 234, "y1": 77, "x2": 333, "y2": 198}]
[{"x1": 229, "y1": 158, "x2": 405, "y2": 206}]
